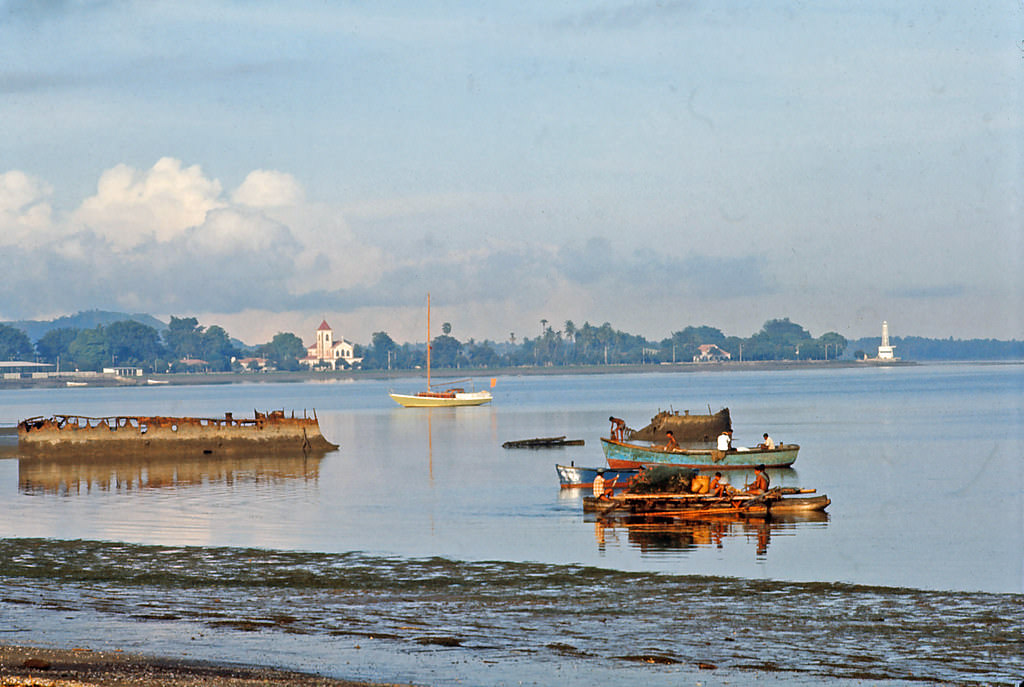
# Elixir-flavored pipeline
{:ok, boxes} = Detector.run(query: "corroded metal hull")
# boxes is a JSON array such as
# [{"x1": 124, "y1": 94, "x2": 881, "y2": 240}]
[
  {"x1": 601, "y1": 438, "x2": 798, "y2": 469},
  {"x1": 17, "y1": 410, "x2": 337, "y2": 454}
]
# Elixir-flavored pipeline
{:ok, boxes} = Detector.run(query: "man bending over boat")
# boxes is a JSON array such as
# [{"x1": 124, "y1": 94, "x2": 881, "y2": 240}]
[
  {"x1": 664, "y1": 430, "x2": 680, "y2": 451},
  {"x1": 609, "y1": 416, "x2": 627, "y2": 441}
]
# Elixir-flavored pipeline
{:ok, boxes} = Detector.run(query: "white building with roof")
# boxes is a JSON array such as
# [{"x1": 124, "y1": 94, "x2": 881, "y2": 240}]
[
  {"x1": 693, "y1": 343, "x2": 732, "y2": 362},
  {"x1": 300, "y1": 320, "x2": 361, "y2": 369}
]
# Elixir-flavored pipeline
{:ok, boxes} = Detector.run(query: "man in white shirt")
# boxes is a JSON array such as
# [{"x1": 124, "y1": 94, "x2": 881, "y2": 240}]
[
  {"x1": 717, "y1": 430, "x2": 732, "y2": 452},
  {"x1": 760, "y1": 432, "x2": 775, "y2": 450}
]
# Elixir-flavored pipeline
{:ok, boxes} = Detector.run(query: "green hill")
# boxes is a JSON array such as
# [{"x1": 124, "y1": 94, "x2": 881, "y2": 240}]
[{"x1": 4, "y1": 310, "x2": 168, "y2": 343}]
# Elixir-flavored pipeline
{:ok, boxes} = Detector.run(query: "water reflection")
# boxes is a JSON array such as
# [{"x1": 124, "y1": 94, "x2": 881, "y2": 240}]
[
  {"x1": 587, "y1": 511, "x2": 828, "y2": 558},
  {"x1": 18, "y1": 448, "x2": 332, "y2": 496}
]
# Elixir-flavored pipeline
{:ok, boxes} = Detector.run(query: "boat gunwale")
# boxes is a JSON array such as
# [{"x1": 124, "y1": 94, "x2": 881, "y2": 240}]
[{"x1": 600, "y1": 437, "x2": 799, "y2": 469}]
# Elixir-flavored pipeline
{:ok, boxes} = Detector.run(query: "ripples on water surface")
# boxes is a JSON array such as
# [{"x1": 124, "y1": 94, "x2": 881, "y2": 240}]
[
  {"x1": 1, "y1": 539, "x2": 1020, "y2": 686},
  {"x1": 0, "y1": 364, "x2": 1021, "y2": 685}
]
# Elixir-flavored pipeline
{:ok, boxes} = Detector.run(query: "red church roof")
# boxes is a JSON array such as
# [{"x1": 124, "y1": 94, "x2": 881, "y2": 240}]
[{"x1": 317, "y1": 320, "x2": 331, "y2": 331}]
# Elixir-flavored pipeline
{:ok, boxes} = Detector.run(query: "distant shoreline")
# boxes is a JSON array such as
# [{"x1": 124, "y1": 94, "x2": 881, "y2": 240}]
[{"x1": 0, "y1": 359, "x2": 931, "y2": 389}]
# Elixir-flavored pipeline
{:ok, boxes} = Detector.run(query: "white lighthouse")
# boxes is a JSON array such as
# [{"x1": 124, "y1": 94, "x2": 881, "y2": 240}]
[{"x1": 877, "y1": 321, "x2": 896, "y2": 360}]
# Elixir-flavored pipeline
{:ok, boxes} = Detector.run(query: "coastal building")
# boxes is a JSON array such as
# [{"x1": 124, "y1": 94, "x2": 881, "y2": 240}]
[
  {"x1": 300, "y1": 320, "x2": 362, "y2": 370},
  {"x1": 877, "y1": 321, "x2": 896, "y2": 360},
  {"x1": 236, "y1": 357, "x2": 268, "y2": 372},
  {"x1": 103, "y1": 366, "x2": 143, "y2": 377},
  {"x1": 693, "y1": 344, "x2": 732, "y2": 362}
]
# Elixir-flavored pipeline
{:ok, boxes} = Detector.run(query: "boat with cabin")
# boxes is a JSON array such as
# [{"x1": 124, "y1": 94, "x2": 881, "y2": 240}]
[{"x1": 628, "y1": 407, "x2": 731, "y2": 443}]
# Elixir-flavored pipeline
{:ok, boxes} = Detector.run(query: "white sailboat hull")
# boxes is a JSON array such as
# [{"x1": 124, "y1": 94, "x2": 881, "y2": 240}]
[{"x1": 389, "y1": 390, "x2": 492, "y2": 407}]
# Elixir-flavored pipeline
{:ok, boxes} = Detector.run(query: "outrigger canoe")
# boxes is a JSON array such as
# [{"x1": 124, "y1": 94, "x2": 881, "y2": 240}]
[{"x1": 601, "y1": 437, "x2": 799, "y2": 470}]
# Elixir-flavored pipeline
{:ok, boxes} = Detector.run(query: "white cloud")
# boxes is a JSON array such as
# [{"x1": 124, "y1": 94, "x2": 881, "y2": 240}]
[
  {"x1": 0, "y1": 170, "x2": 53, "y2": 243},
  {"x1": 73, "y1": 157, "x2": 224, "y2": 247},
  {"x1": 232, "y1": 169, "x2": 304, "y2": 208}
]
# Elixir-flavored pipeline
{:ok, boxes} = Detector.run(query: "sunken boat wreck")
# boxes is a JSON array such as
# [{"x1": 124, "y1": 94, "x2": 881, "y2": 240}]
[{"x1": 17, "y1": 410, "x2": 337, "y2": 455}]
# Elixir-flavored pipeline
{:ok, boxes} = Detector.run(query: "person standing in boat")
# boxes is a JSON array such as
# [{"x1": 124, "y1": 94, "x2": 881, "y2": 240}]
[
  {"x1": 747, "y1": 464, "x2": 770, "y2": 494},
  {"x1": 609, "y1": 416, "x2": 627, "y2": 441},
  {"x1": 759, "y1": 432, "x2": 776, "y2": 450}
]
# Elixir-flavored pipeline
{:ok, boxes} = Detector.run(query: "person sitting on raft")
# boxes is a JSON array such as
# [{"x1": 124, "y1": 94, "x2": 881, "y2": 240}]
[
  {"x1": 710, "y1": 471, "x2": 730, "y2": 497},
  {"x1": 746, "y1": 464, "x2": 770, "y2": 494},
  {"x1": 592, "y1": 469, "x2": 617, "y2": 499}
]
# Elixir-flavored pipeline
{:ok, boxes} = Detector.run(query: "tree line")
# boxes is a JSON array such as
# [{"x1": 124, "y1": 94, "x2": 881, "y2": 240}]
[
  {"x1": 0, "y1": 314, "x2": 851, "y2": 372},
  {"x1": 359, "y1": 318, "x2": 848, "y2": 370},
  {"x1": 0, "y1": 316, "x2": 306, "y2": 373}
]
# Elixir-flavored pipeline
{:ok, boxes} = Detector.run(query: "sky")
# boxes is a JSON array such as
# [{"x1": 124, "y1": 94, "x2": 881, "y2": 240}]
[{"x1": 1, "y1": 1, "x2": 1020, "y2": 347}]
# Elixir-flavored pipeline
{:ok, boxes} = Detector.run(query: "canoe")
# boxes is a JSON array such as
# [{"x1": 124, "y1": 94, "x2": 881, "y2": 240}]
[
  {"x1": 504, "y1": 436, "x2": 584, "y2": 449},
  {"x1": 583, "y1": 490, "x2": 828, "y2": 518},
  {"x1": 555, "y1": 464, "x2": 640, "y2": 489},
  {"x1": 601, "y1": 437, "x2": 798, "y2": 469}
]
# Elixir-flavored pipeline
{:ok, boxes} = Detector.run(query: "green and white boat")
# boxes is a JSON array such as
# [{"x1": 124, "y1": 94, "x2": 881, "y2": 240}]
[{"x1": 601, "y1": 438, "x2": 799, "y2": 470}]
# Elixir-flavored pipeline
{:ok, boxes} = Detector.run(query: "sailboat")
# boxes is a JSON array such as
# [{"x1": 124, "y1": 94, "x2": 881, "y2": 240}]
[{"x1": 388, "y1": 294, "x2": 494, "y2": 408}]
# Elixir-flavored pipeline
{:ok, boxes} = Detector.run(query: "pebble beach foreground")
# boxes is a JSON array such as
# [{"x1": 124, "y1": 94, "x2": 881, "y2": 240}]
[{"x1": 0, "y1": 645, "x2": 406, "y2": 687}]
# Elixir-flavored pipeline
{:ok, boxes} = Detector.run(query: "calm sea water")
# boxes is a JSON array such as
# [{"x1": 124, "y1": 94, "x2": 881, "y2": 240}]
[{"x1": 0, "y1": 363, "x2": 1020, "y2": 685}]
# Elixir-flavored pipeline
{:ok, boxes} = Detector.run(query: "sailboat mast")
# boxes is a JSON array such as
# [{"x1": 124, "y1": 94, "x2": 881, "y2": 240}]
[{"x1": 426, "y1": 293, "x2": 431, "y2": 388}]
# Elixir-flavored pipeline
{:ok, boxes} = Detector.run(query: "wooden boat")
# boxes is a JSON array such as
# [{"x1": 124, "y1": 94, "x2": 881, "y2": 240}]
[
  {"x1": 555, "y1": 464, "x2": 640, "y2": 489},
  {"x1": 389, "y1": 294, "x2": 493, "y2": 408},
  {"x1": 504, "y1": 436, "x2": 584, "y2": 449},
  {"x1": 628, "y1": 407, "x2": 731, "y2": 443},
  {"x1": 17, "y1": 409, "x2": 337, "y2": 454},
  {"x1": 601, "y1": 437, "x2": 798, "y2": 469},
  {"x1": 583, "y1": 488, "x2": 828, "y2": 518}
]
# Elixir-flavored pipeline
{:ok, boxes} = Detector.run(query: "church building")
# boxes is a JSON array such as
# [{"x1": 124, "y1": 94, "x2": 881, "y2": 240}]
[{"x1": 300, "y1": 320, "x2": 362, "y2": 370}]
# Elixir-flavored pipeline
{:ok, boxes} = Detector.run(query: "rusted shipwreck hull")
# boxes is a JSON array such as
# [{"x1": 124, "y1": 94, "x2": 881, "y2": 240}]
[
  {"x1": 17, "y1": 410, "x2": 337, "y2": 454},
  {"x1": 628, "y1": 407, "x2": 731, "y2": 443}
]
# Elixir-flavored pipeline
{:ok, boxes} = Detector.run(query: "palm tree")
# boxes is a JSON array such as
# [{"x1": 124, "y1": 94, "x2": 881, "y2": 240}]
[{"x1": 564, "y1": 320, "x2": 576, "y2": 363}]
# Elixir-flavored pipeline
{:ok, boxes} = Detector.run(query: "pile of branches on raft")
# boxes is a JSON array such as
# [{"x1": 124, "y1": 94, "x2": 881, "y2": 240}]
[{"x1": 626, "y1": 466, "x2": 698, "y2": 494}]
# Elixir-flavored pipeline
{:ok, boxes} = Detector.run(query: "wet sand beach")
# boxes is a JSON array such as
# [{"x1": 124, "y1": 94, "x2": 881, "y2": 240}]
[{"x1": 0, "y1": 645, "x2": 402, "y2": 687}]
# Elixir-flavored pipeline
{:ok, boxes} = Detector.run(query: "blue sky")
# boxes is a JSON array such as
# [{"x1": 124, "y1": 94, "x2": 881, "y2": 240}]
[{"x1": 1, "y1": 1, "x2": 1020, "y2": 346}]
